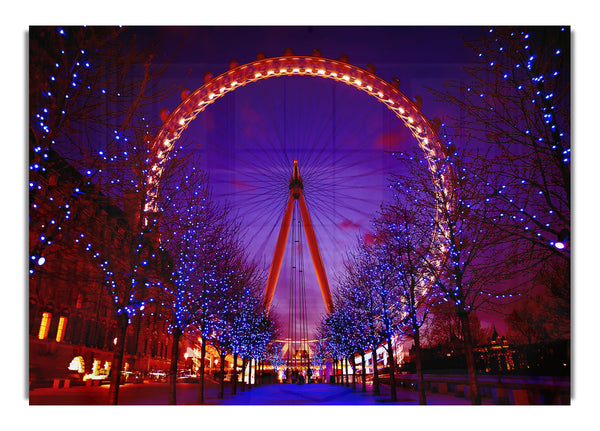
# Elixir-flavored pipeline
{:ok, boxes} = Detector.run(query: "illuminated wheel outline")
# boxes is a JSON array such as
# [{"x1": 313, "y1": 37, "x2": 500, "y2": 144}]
[{"x1": 146, "y1": 52, "x2": 452, "y2": 307}]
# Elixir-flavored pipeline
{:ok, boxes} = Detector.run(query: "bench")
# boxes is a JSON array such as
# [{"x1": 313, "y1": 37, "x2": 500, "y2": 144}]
[{"x1": 52, "y1": 379, "x2": 71, "y2": 389}]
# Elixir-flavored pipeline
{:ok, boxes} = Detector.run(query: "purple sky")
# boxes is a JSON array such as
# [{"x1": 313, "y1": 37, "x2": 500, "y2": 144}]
[{"x1": 141, "y1": 26, "x2": 490, "y2": 337}]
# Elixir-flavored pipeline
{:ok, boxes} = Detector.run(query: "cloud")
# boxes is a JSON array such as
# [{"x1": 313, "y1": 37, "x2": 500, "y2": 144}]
[
  {"x1": 232, "y1": 177, "x2": 250, "y2": 192},
  {"x1": 362, "y1": 232, "x2": 376, "y2": 245},
  {"x1": 339, "y1": 218, "x2": 361, "y2": 230},
  {"x1": 373, "y1": 128, "x2": 410, "y2": 151}
]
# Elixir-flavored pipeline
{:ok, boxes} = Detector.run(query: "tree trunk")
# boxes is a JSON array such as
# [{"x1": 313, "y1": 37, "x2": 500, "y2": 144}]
[
  {"x1": 218, "y1": 352, "x2": 226, "y2": 399},
  {"x1": 372, "y1": 348, "x2": 380, "y2": 396},
  {"x1": 232, "y1": 352, "x2": 238, "y2": 395},
  {"x1": 197, "y1": 336, "x2": 206, "y2": 404},
  {"x1": 256, "y1": 359, "x2": 261, "y2": 386},
  {"x1": 240, "y1": 357, "x2": 247, "y2": 392},
  {"x1": 361, "y1": 352, "x2": 367, "y2": 392},
  {"x1": 168, "y1": 328, "x2": 181, "y2": 405},
  {"x1": 256, "y1": 358, "x2": 260, "y2": 385},
  {"x1": 248, "y1": 357, "x2": 253, "y2": 389},
  {"x1": 387, "y1": 338, "x2": 397, "y2": 402},
  {"x1": 351, "y1": 355, "x2": 356, "y2": 391},
  {"x1": 107, "y1": 315, "x2": 128, "y2": 405},
  {"x1": 413, "y1": 329, "x2": 427, "y2": 405},
  {"x1": 344, "y1": 358, "x2": 349, "y2": 387},
  {"x1": 331, "y1": 359, "x2": 335, "y2": 384},
  {"x1": 256, "y1": 359, "x2": 260, "y2": 385},
  {"x1": 459, "y1": 312, "x2": 481, "y2": 405}
]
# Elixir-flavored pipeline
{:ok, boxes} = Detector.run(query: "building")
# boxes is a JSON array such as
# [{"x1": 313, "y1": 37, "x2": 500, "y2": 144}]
[
  {"x1": 28, "y1": 148, "x2": 187, "y2": 387},
  {"x1": 474, "y1": 328, "x2": 516, "y2": 373}
]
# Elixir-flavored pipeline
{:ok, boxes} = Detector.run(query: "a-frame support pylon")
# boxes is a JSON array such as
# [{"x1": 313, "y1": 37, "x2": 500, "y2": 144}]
[{"x1": 264, "y1": 159, "x2": 334, "y2": 313}]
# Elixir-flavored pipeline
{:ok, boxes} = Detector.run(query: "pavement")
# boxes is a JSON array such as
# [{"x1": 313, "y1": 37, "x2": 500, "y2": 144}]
[
  {"x1": 217, "y1": 381, "x2": 482, "y2": 405},
  {"x1": 28, "y1": 380, "x2": 486, "y2": 405}
]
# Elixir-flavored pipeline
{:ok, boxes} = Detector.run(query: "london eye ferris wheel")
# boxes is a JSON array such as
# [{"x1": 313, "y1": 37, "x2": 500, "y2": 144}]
[{"x1": 144, "y1": 26, "x2": 473, "y2": 342}]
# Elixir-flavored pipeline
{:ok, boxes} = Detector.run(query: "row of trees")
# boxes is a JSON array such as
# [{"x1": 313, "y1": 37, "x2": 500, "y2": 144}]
[
  {"x1": 156, "y1": 164, "x2": 280, "y2": 405},
  {"x1": 316, "y1": 27, "x2": 570, "y2": 405},
  {"x1": 29, "y1": 26, "x2": 280, "y2": 405}
]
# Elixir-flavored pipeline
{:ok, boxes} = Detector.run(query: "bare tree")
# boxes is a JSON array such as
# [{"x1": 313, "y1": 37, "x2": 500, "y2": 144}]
[
  {"x1": 424, "y1": 301, "x2": 492, "y2": 351},
  {"x1": 374, "y1": 203, "x2": 435, "y2": 405},
  {"x1": 430, "y1": 26, "x2": 570, "y2": 273},
  {"x1": 334, "y1": 248, "x2": 384, "y2": 395},
  {"x1": 154, "y1": 163, "x2": 232, "y2": 405},
  {"x1": 331, "y1": 238, "x2": 404, "y2": 400},
  {"x1": 29, "y1": 26, "x2": 177, "y2": 267},
  {"x1": 209, "y1": 249, "x2": 267, "y2": 398},
  {"x1": 361, "y1": 242, "x2": 403, "y2": 401},
  {"x1": 29, "y1": 26, "x2": 187, "y2": 405},
  {"x1": 505, "y1": 257, "x2": 569, "y2": 345},
  {"x1": 391, "y1": 145, "x2": 527, "y2": 404},
  {"x1": 229, "y1": 262, "x2": 270, "y2": 394}
]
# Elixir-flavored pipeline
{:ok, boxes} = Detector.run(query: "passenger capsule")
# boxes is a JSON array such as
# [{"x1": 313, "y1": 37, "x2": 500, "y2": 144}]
[
  {"x1": 159, "y1": 108, "x2": 170, "y2": 123},
  {"x1": 414, "y1": 95, "x2": 423, "y2": 109},
  {"x1": 180, "y1": 88, "x2": 190, "y2": 101}
]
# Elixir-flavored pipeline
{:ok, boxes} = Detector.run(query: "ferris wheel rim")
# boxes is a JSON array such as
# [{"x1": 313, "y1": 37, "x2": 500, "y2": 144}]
[
  {"x1": 145, "y1": 52, "x2": 453, "y2": 301},
  {"x1": 145, "y1": 53, "x2": 449, "y2": 213}
]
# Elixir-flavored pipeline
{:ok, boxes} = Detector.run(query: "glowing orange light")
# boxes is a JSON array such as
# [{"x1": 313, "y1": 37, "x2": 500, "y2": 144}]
[
  {"x1": 38, "y1": 312, "x2": 51, "y2": 340},
  {"x1": 56, "y1": 316, "x2": 67, "y2": 342}
]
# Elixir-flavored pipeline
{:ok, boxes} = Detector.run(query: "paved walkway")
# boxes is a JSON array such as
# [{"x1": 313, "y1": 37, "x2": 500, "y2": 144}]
[
  {"x1": 29, "y1": 381, "x2": 483, "y2": 405},
  {"x1": 218, "y1": 382, "x2": 482, "y2": 405},
  {"x1": 222, "y1": 383, "x2": 382, "y2": 405}
]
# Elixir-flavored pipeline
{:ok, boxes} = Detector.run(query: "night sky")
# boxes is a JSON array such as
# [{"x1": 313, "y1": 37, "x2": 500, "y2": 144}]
[{"x1": 138, "y1": 26, "x2": 490, "y2": 337}]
